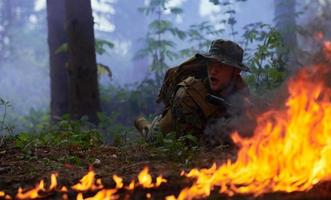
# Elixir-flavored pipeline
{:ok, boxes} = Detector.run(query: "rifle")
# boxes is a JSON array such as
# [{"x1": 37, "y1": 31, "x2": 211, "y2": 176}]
[{"x1": 206, "y1": 94, "x2": 231, "y2": 109}]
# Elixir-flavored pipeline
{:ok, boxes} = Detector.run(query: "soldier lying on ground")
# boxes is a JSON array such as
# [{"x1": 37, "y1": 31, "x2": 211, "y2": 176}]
[{"x1": 135, "y1": 39, "x2": 255, "y2": 146}]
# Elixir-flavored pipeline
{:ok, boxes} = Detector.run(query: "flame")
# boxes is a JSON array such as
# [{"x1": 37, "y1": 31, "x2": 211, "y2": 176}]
[
  {"x1": 137, "y1": 166, "x2": 167, "y2": 188},
  {"x1": 16, "y1": 180, "x2": 45, "y2": 199},
  {"x1": 168, "y1": 65, "x2": 331, "y2": 199},
  {"x1": 72, "y1": 169, "x2": 103, "y2": 191},
  {"x1": 49, "y1": 173, "x2": 58, "y2": 190},
  {"x1": 323, "y1": 41, "x2": 331, "y2": 59},
  {"x1": 112, "y1": 175, "x2": 123, "y2": 189},
  {"x1": 0, "y1": 192, "x2": 11, "y2": 199},
  {"x1": 85, "y1": 189, "x2": 118, "y2": 200},
  {"x1": 76, "y1": 193, "x2": 84, "y2": 200},
  {"x1": 138, "y1": 167, "x2": 154, "y2": 188},
  {"x1": 8, "y1": 61, "x2": 331, "y2": 200},
  {"x1": 156, "y1": 176, "x2": 167, "y2": 187},
  {"x1": 126, "y1": 180, "x2": 135, "y2": 190},
  {"x1": 60, "y1": 186, "x2": 68, "y2": 193}
]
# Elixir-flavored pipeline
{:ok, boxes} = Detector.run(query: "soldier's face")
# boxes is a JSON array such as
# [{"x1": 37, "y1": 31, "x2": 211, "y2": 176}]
[{"x1": 207, "y1": 61, "x2": 235, "y2": 92}]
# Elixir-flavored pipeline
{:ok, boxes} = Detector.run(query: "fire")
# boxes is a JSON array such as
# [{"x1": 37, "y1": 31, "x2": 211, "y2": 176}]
[
  {"x1": 137, "y1": 167, "x2": 167, "y2": 188},
  {"x1": 112, "y1": 175, "x2": 123, "y2": 189},
  {"x1": 84, "y1": 189, "x2": 118, "y2": 200},
  {"x1": 16, "y1": 180, "x2": 45, "y2": 199},
  {"x1": 71, "y1": 169, "x2": 104, "y2": 191},
  {"x1": 323, "y1": 41, "x2": 331, "y2": 59},
  {"x1": 168, "y1": 64, "x2": 331, "y2": 199},
  {"x1": 4, "y1": 65, "x2": 331, "y2": 199},
  {"x1": 49, "y1": 173, "x2": 58, "y2": 190},
  {"x1": 2, "y1": 167, "x2": 167, "y2": 200}
]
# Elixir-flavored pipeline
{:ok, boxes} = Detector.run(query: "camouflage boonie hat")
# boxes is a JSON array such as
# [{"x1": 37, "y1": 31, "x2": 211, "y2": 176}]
[{"x1": 196, "y1": 39, "x2": 250, "y2": 72}]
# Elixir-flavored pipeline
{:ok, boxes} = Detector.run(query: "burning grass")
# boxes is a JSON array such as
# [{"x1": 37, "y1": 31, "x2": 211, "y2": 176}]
[{"x1": 2, "y1": 42, "x2": 331, "y2": 199}]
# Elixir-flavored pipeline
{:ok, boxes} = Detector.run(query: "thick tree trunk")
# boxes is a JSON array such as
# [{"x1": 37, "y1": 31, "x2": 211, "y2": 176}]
[
  {"x1": 274, "y1": 0, "x2": 298, "y2": 69},
  {"x1": 65, "y1": 0, "x2": 100, "y2": 124},
  {"x1": 47, "y1": 0, "x2": 69, "y2": 121}
]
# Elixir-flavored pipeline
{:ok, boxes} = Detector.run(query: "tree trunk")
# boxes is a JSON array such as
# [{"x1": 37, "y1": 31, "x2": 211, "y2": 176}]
[
  {"x1": 65, "y1": 0, "x2": 100, "y2": 124},
  {"x1": 274, "y1": 0, "x2": 298, "y2": 69},
  {"x1": 47, "y1": 0, "x2": 69, "y2": 121}
]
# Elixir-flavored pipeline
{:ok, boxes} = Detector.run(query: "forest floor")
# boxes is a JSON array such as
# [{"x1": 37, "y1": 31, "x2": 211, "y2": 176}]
[
  {"x1": 1, "y1": 137, "x2": 331, "y2": 200},
  {"x1": 0, "y1": 136, "x2": 232, "y2": 199}
]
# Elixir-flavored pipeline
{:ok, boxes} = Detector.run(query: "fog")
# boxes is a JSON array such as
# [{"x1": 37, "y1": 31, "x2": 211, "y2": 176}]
[{"x1": 2, "y1": 0, "x2": 325, "y2": 124}]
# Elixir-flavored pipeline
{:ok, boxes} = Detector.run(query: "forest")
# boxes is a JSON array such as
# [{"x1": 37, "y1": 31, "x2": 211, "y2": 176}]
[{"x1": 1, "y1": 0, "x2": 331, "y2": 199}]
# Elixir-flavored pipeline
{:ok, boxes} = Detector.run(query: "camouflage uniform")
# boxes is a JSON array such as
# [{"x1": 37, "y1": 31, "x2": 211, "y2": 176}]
[
  {"x1": 135, "y1": 39, "x2": 252, "y2": 143},
  {"x1": 143, "y1": 75, "x2": 250, "y2": 142}
]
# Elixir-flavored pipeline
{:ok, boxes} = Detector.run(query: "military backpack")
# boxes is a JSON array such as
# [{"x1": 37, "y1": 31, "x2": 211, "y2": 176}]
[{"x1": 156, "y1": 55, "x2": 208, "y2": 106}]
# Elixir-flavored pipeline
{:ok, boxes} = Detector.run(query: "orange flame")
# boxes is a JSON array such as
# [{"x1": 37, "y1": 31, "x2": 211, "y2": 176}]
[
  {"x1": 72, "y1": 169, "x2": 103, "y2": 191},
  {"x1": 49, "y1": 173, "x2": 58, "y2": 190},
  {"x1": 16, "y1": 180, "x2": 45, "y2": 199},
  {"x1": 138, "y1": 167, "x2": 167, "y2": 188},
  {"x1": 323, "y1": 41, "x2": 331, "y2": 59},
  {"x1": 168, "y1": 65, "x2": 331, "y2": 199},
  {"x1": 9, "y1": 62, "x2": 331, "y2": 200},
  {"x1": 138, "y1": 167, "x2": 154, "y2": 188},
  {"x1": 0, "y1": 191, "x2": 11, "y2": 199},
  {"x1": 84, "y1": 189, "x2": 118, "y2": 200},
  {"x1": 126, "y1": 180, "x2": 135, "y2": 190},
  {"x1": 60, "y1": 186, "x2": 68, "y2": 193},
  {"x1": 112, "y1": 175, "x2": 123, "y2": 189}
]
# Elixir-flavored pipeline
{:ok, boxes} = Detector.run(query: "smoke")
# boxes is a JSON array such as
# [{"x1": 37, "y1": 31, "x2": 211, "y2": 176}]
[
  {"x1": 203, "y1": 44, "x2": 331, "y2": 150},
  {"x1": 0, "y1": 59, "x2": 49, "y2": 116}
]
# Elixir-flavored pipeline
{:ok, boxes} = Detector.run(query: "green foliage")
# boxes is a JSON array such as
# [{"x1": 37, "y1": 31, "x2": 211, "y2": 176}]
[
  {"x1": 0, "y1": 98, "x2": 13, "y2": 136},
  {"x1": 151, "y1": 132, "x2": 199, "y2": 165},
  {"x1": 97, "y1": 112, "x2": 134, "y2": 145},
  {"x1": 100, "y1": 79, "x2": 160, "y2": 126},
  {"x1": 208, "y1": 0, "x2": 248, "y2": 38},
  {"x1": 242, "y1": 22, "x2": 288, "y2": 94},
  {"x1": 55, "y1": 39, "x2": 114, "y2": 81},
  {"x1": 55, "y1": 43, "x2": 68, "y2": 54},
  {"x1": 179, "y1": 21, "x2": 224, "y2": 57},
  {"x1": 14, "y1": 116, "x2": 103, "y2": 152},
  {"x1": 55, "y1": 38, "x2": 114, "y2": 56},
  {"x1": 137, "y1": 0, "x2": 187, "y2": 85},
  {"x1": 95, "y1": 38, "x2": 114, "y2": 55}
]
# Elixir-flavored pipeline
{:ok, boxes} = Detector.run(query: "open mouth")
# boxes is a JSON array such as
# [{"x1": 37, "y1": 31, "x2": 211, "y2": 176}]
[{"x1": 210, "y1": 77, "x2": 218, "y2": 84}]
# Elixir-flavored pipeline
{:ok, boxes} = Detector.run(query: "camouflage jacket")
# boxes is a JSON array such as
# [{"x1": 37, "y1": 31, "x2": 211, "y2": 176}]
[{"x1": 157, "y1": 75, "x2": 250, "y2": 138}]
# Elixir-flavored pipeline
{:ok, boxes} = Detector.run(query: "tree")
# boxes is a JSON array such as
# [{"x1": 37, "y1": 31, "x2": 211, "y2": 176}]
[
  {"x1": 208, "y1": 0, "x2": 248, "y2": 39},
  {"x1": 47, "y1": 0, "x2": 69, "y2": 121},
  {"x1": 65, "y1": 0, "x2": 101, "y2": 124},
  {"x1": 274, "y1": 0, "x2": 298, "y2": 70},
  {"x1": 242, "y1": 23, "x2": 287, "y2": 94},
  {"x1": 137, "y1": 0, "x2": 187, "y2": 86}
]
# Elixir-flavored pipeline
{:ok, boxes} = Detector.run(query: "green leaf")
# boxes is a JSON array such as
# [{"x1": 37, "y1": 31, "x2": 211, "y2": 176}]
[
  {"x1": 55, "y1": 43, "x2": 68, "y2": 54},
  {"x1": 169, "y1": 7, "x2": 183, "y2": 15},
  {"x1": 95, "y1": 39, "x2": 114, "y2": 55}
]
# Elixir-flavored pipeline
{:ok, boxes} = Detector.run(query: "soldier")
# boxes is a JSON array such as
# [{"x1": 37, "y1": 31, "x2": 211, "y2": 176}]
[{"x1": 135, "y1": 39, "x2": 252, "y2": 144}]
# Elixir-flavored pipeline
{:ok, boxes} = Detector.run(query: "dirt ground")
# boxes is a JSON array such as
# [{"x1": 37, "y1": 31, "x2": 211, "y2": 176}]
[
  {"x1": 1, "y1": 138, "x2": 331, "y2": 200},
  {"x1": 0, "y1": 137, "x2": 231, "y2": 199}
]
